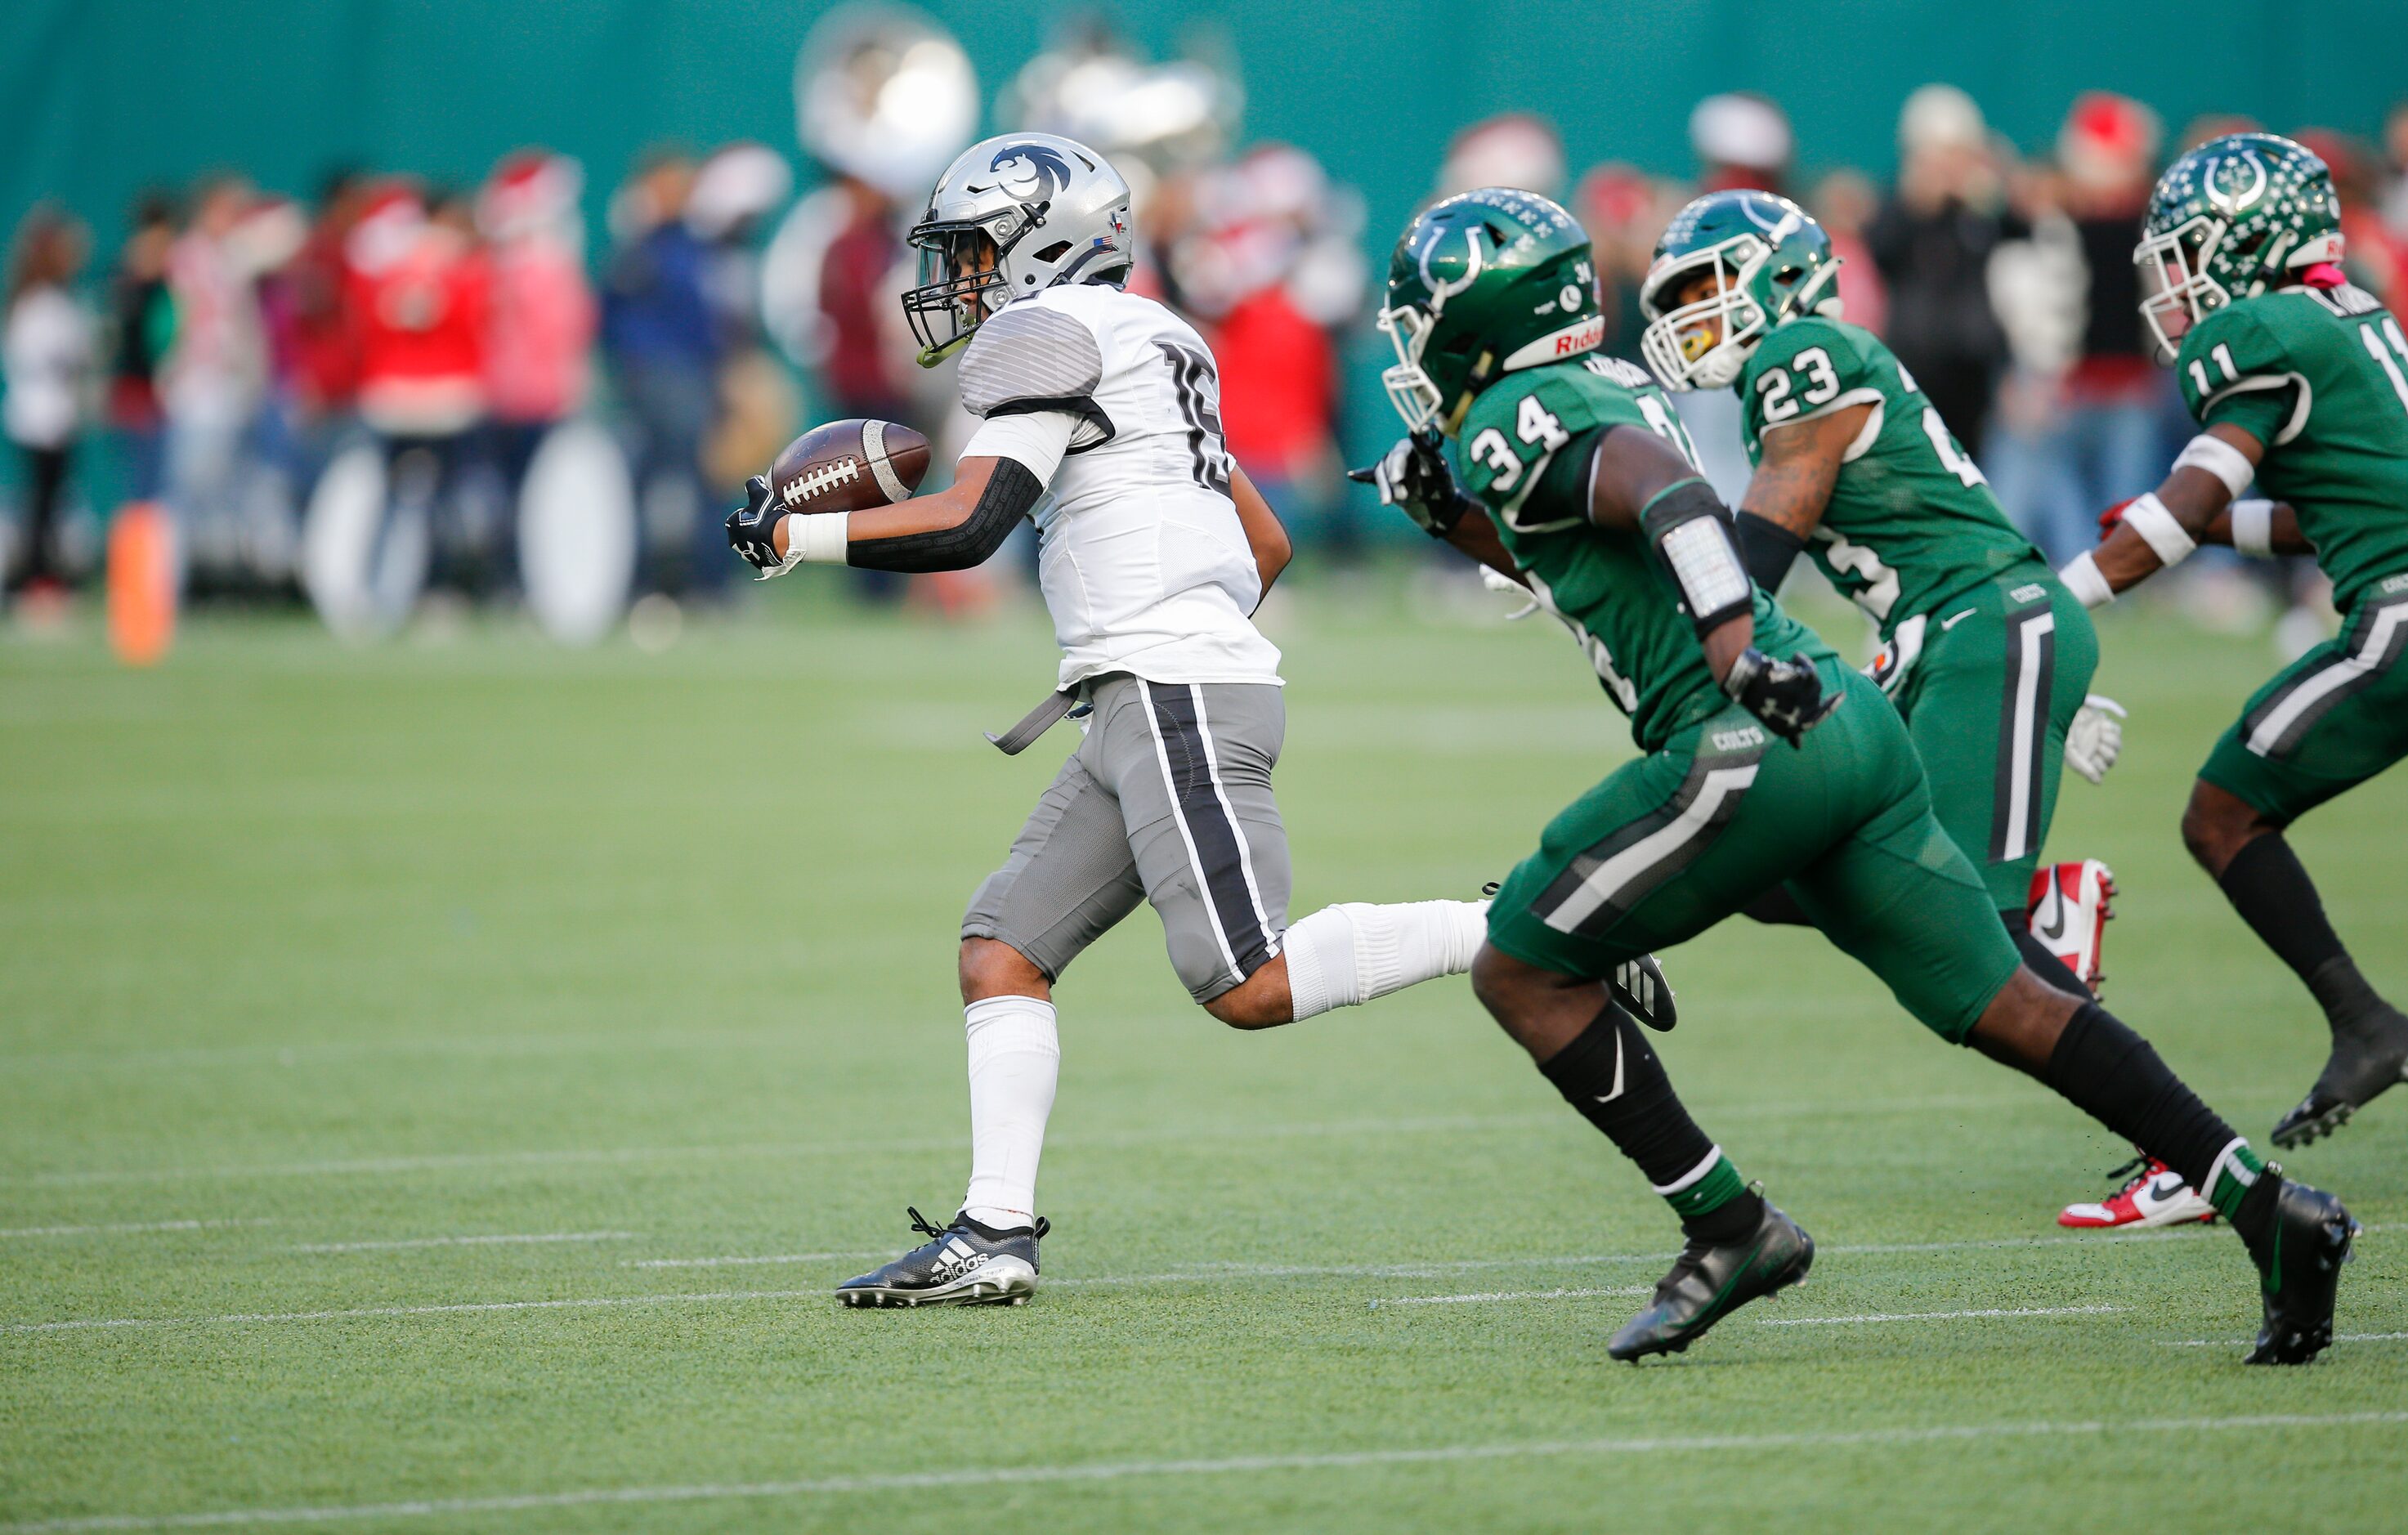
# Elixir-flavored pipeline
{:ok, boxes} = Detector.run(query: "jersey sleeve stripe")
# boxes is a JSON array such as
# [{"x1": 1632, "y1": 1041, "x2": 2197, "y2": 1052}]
[{"x1": 2201, "y1": 373, "x2": 2313, "y2": 445}]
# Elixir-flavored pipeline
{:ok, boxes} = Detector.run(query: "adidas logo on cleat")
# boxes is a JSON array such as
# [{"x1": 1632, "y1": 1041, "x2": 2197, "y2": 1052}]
[{"x1": 929, "y1": 1236, "x2": 992, "y2": 1285}]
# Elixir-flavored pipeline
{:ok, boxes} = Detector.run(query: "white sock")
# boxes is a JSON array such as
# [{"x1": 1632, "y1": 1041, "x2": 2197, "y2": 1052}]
[
  {"x1": 960, "y1": 995, "x2": 1059, "y2": 1231},
  {"x1": 1282, "y1": 899, "x2": 1488, "y2": 1020}
]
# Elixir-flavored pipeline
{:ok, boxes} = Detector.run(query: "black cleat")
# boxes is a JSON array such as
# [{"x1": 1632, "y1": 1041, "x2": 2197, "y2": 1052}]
[
  {"x1": 2269, "y1": 1006, "x2": 2408, "y2": 1148},
  {"x1": 1612, "y1": 954, "x2": 1678, "y2": 1032},
  {"x1": 1607, "y1": 1198, "x2": 1813, "y2": 1363},
  {"x1": 836, "y1": 1207, "x2": 1047, "y2": 1308},
  {"x1": 2242, "y1": 1174, "x2": 2356, "y2": 1365}
]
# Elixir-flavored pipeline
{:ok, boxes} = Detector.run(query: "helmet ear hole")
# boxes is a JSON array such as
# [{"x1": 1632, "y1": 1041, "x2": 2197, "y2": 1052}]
[{"x1": 1033, "y1": 240, "x2": 1072, "y2": 262}]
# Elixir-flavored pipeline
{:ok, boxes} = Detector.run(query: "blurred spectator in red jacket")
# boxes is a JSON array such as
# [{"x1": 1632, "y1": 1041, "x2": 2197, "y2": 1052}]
[
  {"x1": 479, "y1": 151, "x2": 595, "y2": 492},
  {"x1": 348, "y1": 182, "x2": 489, "y2": 442},
  {"x1": 283, "y1": 169, "x2": 370, "y2": 420},
  {"x1": 1179, "y1": 145, "x2": 1363, "y2": 561}
]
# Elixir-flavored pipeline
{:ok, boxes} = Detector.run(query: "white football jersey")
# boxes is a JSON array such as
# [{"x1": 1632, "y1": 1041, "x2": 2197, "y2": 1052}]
[{"x1": 957, "y1": 284, "x2": 1282, "y2": 691}]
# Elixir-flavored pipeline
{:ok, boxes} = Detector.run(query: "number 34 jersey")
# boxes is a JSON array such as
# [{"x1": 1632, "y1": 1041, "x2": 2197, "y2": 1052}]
[
  {"x1": 1456, "y1": 352, "x2": 1831, "y2": 754},
  {"x1": 1738, "y1": 316, "x2": 2041, "y2": 639},
  {"x1": 2177, "y1": 285, "x2": 2408, "y2": 616},
  {"x1": 958, "y1": 282, "x2": 1281, "y2": 690}
]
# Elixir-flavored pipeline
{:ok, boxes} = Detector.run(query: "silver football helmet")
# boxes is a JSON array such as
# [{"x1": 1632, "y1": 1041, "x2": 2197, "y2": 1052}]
[{"x1": 901, "y1": 132, "x2": 1133, "y2": 366}]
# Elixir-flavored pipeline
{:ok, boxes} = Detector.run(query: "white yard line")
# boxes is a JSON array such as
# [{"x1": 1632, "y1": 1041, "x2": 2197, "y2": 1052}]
[
  {"x1": 1367, "y1": 1286, "x2": 1647, "y2": 1308},
  {"x1": 4, "y1": 1290, "x2": 824, "y2": 1336},
  {"x1": 1757, "y1": 1305, "x2": 2127, "y2": 1327},
  {"x1": 608, "y1": 1220, "x2": 2392, "y2": 1288},
  {"x1": 8, "y1": 1225, "x2": 2384, "y2": 1335},
  {"x1": 7, "y1": 1412, "x2": 2402, "y2": 1532},
  {"x1": 0, "y1": 1219, "x2": 273, "y2": 1240},
  {"x1": 286, "y1": 1232, "x2": 638, "y2": 1255},
  {"x1": 624, "y1": 1251, "x2": 892, "y2": 1269},
  {"x1": 10, "y1": 1090, "x2": 2173, "y2": 1188}
]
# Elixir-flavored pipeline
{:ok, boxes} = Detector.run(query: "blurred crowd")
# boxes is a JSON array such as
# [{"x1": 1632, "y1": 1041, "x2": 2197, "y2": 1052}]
[{"x1": 6, "y1": 7, "x2": 2407, "y2": 638}]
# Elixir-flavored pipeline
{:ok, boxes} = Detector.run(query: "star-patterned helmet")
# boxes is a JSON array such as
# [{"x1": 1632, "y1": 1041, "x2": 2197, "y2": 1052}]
[
  {"x1": 2134, "y1": 132, "x2": 2343, "y2": 361},
  {"x1": 1376, "y1": 188, "x2": 1604, "y2": 436}
]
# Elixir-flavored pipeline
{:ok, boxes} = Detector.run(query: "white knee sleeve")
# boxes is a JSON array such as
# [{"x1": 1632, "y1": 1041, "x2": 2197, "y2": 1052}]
[{"x1": 1282, "y1": 899, "x2": 1488, "y2": 1021}]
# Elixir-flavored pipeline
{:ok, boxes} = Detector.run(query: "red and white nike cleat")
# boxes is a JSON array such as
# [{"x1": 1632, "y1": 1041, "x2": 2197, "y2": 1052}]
[
  {"x1": 2028, "y1": 858, "x2": 2115, "y2": 994},
  {"x1": 2058, "y1": 1152, "x2": 2215, "y2": 1229}
]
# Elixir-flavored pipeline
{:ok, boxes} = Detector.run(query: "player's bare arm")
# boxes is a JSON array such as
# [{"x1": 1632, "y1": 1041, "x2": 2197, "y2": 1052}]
[
  {"x1": 2086, "y1": 422, "x2": 2263, "y2": 593},
  {"x1": 1229, "y1": 463, "x2": 1292, "y2": 599},
  {"x1": 1734, "y1": 401, "x2": 1866, "y2": 590}
]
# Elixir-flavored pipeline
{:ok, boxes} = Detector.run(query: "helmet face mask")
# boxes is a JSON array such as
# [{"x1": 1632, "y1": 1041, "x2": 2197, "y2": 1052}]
[
  {"x1": 2133, "y1": 212, "x2": 2227, "y2": 362},
  {"x1": 1376, "y1": 302, "x2": 1448, "y2": 435},
  {"x1": 1640, "y1": 243, "x2": 1770, "y2": 392},
  {"x1": 2133, "y1": 132, "x2": 2343, "y2": 365},
  {"x1": 1638, "y1": 190, "x2": 1839, "y2": 392},
  {"x1": 900, "y1": 134, "x2": 1133, "y2": 367}
]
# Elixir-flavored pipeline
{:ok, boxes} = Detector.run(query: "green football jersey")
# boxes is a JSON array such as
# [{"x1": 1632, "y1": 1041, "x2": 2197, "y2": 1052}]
[
  {"x1": 1739, "y1": 317, "x2": 2041, "y2": 638},
  {"x1": 1457, "y1": 353, "x2": 1833, "y2": 752},
  {"x1": 2177, "y1": 285, "x2": 2408, "y2": 614}
]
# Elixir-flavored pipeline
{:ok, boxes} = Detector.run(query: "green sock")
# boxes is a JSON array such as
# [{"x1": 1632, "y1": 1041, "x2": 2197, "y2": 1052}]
[
  {"x1": 1661, "y1": 1152, "x2": 1747, "y2": 1221},
  {"x1": 2206, "y1": 1139, "x2": 2268, "y2": 1223}
]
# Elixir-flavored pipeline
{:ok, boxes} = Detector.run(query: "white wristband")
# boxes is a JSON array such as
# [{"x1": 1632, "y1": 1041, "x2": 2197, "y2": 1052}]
[
  {"x1": 794, "y1": 510, "x2": 851, "y2": 564},
  {"x1": 2059, "y1": 551, "x2": 2115, "y2": 610},
  {"x1": 2230, "y1": 499, "x2": 2276, "y2": 558},
  {"x1": 2121, "y1": 493, "x2": 2197, "y2": 567},
  {"x1": 2173, "y1": 433, "x2": 2256, "y2": 499}
]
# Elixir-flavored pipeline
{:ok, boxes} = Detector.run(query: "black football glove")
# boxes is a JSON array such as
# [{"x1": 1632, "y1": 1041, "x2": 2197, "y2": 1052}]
[
  {"x1": 1347, "y1": 427, "x2": 1474, "y2": 538},
  {"x1": 1724, "y1": 647, "x2": 1841, "y2": 745},
  {"x1": 726, "y1": 475, "x2": 785, "y2": 575}
]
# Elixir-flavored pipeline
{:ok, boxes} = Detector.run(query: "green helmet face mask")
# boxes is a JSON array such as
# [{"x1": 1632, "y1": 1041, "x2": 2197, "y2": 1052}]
[
  {"x1": 1376, "y1": 189, "x2": 1604, "y2": 436},
  {"x1": 2135, "y1": 132, "x2": 2343, "y2": 362},
  {"x1": 1638, "y1": 190, "x2": 1840, "y2": 392}
]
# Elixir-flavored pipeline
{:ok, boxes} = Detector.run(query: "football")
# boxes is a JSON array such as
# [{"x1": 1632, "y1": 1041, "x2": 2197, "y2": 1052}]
[{"x1": 768, "y1": 418, "x2": 931, "y2": 517}]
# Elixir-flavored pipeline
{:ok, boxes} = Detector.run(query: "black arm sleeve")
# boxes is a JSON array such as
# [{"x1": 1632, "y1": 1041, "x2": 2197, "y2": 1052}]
[
  {"x1": 845, "y1": 458, "x2": 1043, "y2": 573},
  {"x1": 1734, "y1": 510, "x2": 1806, "y2": 594}
]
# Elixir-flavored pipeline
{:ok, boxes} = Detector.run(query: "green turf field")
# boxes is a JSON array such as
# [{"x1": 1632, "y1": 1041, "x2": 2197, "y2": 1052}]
[{"x1": 2, "y1": 588, "x2": 2404, "y2": 1533}]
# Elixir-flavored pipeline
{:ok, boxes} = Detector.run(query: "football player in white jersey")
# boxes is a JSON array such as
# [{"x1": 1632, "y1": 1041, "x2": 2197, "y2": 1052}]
[{"x1": 728, "y1": 133, "x2": 1578, "y2": 1306}]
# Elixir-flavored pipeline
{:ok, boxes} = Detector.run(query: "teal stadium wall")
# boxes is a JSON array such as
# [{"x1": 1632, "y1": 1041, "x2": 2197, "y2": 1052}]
[
  {"x1": 2, "y1": 0, "x2": 2401, "y2": 481},
  {"x1": 6, "y1": 0, "x2": 2401, "y2": 258}
]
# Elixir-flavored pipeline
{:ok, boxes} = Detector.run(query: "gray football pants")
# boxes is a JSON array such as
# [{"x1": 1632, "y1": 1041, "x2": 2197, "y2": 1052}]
[{"x1": 962, "y1": 674, "x2": 1291, "y2": 1001}]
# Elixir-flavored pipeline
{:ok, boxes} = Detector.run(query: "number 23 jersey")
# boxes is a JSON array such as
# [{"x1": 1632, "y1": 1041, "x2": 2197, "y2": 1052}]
[
  {"x1": 1739, "y1": 316, "x2": 2040, "y2": 638},
  {"x1": 958, "y1": 283, "x2": 1282, "y2": 691}
]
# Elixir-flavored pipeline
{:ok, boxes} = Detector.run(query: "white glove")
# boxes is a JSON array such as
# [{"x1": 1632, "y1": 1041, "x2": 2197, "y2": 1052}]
[{"x1": 2065, "y1": 694, "x2": 2127, "y2": 785}]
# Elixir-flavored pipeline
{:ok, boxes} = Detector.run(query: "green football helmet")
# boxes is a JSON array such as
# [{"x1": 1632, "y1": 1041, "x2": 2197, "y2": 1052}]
[
  {"x1": 1638, "y1": 190, "x2": 1841, "y2": 392},
  {"x1": 1376, "y1": 188, "x2": 1603, "y2": 436},
  {"x1": 2135, "y1": 132, "x2": 2343, "y2": 361}
]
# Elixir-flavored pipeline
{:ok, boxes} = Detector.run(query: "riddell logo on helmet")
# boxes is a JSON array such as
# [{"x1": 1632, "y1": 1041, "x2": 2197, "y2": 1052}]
[
  {"x1": 1502, "y1": 315, "x2": 1605, "y2": 371},
  {"x1": 1553, "y1": 316, "x2": 1605, "y2": 355}
]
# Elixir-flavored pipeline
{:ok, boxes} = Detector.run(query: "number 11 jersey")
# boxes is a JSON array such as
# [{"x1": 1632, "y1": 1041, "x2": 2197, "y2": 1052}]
[{"x1": 958, "y1": 282, "x2": 1282, "y2": 690}]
